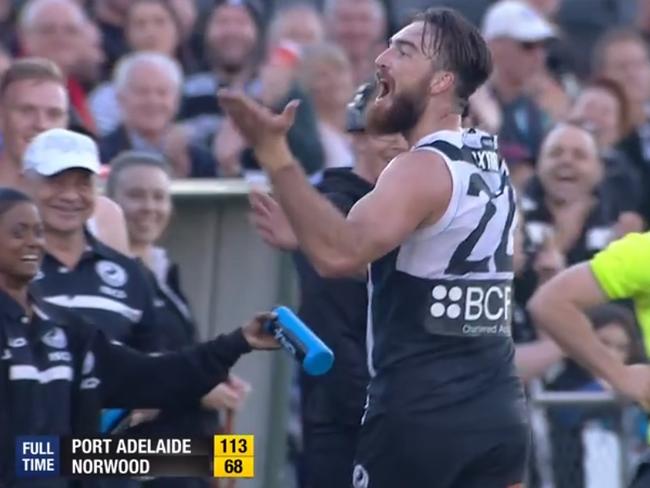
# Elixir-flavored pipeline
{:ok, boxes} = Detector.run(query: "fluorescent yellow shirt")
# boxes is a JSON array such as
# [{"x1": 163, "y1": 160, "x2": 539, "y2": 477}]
[{"x1": 591, "y1": 232, "x2": 650, "y2": 356}]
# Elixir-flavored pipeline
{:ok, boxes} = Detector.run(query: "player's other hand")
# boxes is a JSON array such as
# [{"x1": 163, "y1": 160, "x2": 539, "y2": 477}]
[
  {"x1": 249, "y1": 190, "x2": 298, "y2": 251},
  {"x1": 241, "y1": 312, "x2": 280, "y2": 350},
  {"x1": 619, "y1": 364, "x2": 650, "y2": 411}
]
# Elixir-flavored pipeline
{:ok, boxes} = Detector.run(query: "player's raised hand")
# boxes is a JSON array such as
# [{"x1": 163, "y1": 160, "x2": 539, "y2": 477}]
[
  {"x1": 249, "y1": 190, "x2": 298, "y2": 251},
  {"x1": 217, "y1": 89, "x2": 300, "y2": 172}
]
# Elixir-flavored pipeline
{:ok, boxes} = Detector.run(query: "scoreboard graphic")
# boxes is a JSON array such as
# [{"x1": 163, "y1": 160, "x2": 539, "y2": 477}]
[{"x1": 16, "y1": 435, "x2": 255, "y2": 478}]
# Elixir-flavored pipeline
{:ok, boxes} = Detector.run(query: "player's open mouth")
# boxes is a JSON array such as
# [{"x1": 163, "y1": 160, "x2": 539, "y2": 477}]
[{"x1": 376, "y1": 77, "x2": 393, "y2": 101}]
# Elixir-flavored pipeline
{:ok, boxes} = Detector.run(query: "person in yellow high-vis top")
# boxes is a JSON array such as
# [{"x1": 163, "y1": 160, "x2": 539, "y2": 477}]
[{"x1": 530, "y1": 232, "x2": 650, "y2": 488}]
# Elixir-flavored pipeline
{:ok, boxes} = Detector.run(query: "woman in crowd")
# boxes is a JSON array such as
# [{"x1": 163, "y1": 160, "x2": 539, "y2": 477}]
[
  {"x1": 106, "y1": 151, "x2": 207, "y2": 350},
  {"x1": 0, "y1": 186, "x2": 277, "y2": 487},
  {"x1": 569, "y1": 77, "x2": 645, "y2": 229},
  {"x1": 105, "y1": 151, "x2": 251, "y2": 486}
]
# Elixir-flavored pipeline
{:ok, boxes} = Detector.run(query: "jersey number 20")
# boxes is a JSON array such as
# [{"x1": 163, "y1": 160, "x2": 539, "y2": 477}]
[{"x1": 445, "y1": 173, "x2": 516, "y2": 275}]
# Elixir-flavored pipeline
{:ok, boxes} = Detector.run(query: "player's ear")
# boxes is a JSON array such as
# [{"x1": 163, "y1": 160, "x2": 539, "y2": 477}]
[{"x1": 429, "y1": 71, "x2": 454, "y2": 96}]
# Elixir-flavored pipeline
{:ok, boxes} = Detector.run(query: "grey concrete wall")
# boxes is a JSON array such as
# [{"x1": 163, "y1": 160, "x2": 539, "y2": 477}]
[{"x1": 161, "y1": 180, "x2": 297, "y2": 488}]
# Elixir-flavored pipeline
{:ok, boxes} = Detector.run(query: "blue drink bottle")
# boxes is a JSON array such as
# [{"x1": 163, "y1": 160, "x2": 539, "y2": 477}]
[{"x1": 266, "y1": 306, "x2": 334, "y2": 376}]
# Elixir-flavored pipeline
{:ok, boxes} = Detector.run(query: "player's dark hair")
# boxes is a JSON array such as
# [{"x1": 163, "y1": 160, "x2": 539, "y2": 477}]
[
  {"x1": 106, "y1": 151, "x2": 172, "y2": 197},
  {"x1": 415, "y1": 7, "x2": 493, "y2": 113},
  {"x1": 0, "y1": 187, "x2": 33, "y2": 217}
]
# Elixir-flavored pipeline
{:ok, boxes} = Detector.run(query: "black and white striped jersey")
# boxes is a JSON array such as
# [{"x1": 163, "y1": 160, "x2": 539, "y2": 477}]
[
  {"x1": 364, "y1": 129, "x2": 522, "y2": 422},
  {"x1": 33, "y1": 231, "x2": 161, "y2": 352}
]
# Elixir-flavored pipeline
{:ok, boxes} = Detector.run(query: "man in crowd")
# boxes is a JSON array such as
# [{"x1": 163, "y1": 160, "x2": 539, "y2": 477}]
[
  {"x1": 100, "y1": 52, "x2": 216, "y2": 178},
  {"x1": 482, "y1": 0, "x2": 555, "y2": 181},
  {"x1": 180, "y1": 0, "x2": 324, "y2": 176},
  {"x1": 0, "y1": 57, "x2": 129, "y2": 252},
  {"x1": 180, "y1": 0, "x2": 263, "y2": 145},
  {"x1": 323, "y1": 0, "x2": 387, "y2": 85},
  {"x1": 19, "y1": 0, "x2": 96, "y2": 134}
]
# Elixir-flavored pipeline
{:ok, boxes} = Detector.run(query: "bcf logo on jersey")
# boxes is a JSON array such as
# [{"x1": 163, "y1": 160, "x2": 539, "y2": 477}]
[{"x1": 426, "y1": 280, "x2": 512, "y2": 337}]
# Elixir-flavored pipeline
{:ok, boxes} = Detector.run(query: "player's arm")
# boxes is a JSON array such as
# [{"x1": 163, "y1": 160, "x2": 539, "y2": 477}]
[
  {"x1": 528, "y1": 264, "x2": 617, "y2": 380},
  {"x1": 528, "y1": 233, "x2": 650, "y2": 407},
  {"x1": 216, "y1": 89, "x2": 451, "y2": 277},
  {"x1": 269, "y1": 150, "x2": 451, "y2": 277}
]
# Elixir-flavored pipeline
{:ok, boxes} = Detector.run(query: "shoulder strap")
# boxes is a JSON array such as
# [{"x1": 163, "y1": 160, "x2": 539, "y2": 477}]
[
  {"x1": 418, "y1": 139, "x2": 506, "y2": 175},
  {"x1": 417, "y1": 140, "x2": 466, "y2": 161}
]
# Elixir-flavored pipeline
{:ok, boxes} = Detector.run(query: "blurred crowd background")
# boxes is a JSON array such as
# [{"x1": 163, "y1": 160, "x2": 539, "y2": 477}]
[{"x1": 2, "y1": 0, "x2": 650, "y2": 487}]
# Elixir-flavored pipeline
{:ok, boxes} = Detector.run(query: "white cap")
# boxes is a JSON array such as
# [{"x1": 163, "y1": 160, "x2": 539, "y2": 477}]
[
  {"x1": 23, "y1": 128, "x2": 101, "y2": 176},
  {"x1": 482, "y1": 0, "x2": 556, "y2": 42}
]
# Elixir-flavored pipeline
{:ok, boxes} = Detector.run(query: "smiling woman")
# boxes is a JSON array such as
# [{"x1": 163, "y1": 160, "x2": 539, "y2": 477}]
[
  {"x1": 0, "y1": 188, "x2": 44, "y2": 285},
  {"x1": 105, "y1": 150, "x2": 207, "y2": 349},
  {"x1": 105, "y1": 151, "x2": 252, "y2": 475}
]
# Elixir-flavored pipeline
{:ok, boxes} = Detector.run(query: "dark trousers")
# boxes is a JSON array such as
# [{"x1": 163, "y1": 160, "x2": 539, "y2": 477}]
[
  {"x1": 353, "y1": 413, "x2": 529, "y2": 488},
  {"x1": 302, "y1": 422, "x2": 360, "y2": 488}
]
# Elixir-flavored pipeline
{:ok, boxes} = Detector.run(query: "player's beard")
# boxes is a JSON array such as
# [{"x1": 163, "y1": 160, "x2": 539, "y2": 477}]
[{"x1": 366, "y1": 81, "x2": 428, "y2": 136}]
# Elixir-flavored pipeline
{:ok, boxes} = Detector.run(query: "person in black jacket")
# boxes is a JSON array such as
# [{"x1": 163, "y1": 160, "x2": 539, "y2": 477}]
[
  {"x1": 0, "y1": 187, "x2": 278, "y2": 488},
  {"x1": 250, "y1": 82, "x2": 407, "y2": 488},
  {"x1": 105, "y1": 151, "x2": 251, "y2": 488},
  {"x1": 99, "y1": 52, "x2": 217, "y2": 178}
]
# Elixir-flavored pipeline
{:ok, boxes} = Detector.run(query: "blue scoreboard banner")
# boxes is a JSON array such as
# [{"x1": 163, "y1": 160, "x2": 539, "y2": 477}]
[{"x1": 16, "y1": 436, "x2": 60, "y2": 477}]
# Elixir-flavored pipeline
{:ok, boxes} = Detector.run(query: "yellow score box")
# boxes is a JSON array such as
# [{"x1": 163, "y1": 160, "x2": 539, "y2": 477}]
[
  {"x1": 213, "y1": 434, "x2": 255, "y2": 457},
  {"x1": 213, "y1": 435, "x2": 255, "y2": 478},
  {"x1": 213, "y1": 456, "x2": 254, "y2": 478}
]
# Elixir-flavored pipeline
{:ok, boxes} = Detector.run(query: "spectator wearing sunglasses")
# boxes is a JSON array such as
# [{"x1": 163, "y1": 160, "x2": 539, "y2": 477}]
[{"x1": 481, "y1": 1, "x2": 557, "y2": 188}]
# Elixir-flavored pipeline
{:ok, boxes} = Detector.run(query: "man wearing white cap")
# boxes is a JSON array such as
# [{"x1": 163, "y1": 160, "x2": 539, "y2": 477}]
[
  {"x1": 21, "y1": 128, "x2": 253, "y2": 488},
  {"x1": 482, "y1": 0, "x2": 556, "y2": 174},
  {"x1": 21, "y1": 128, "x2": 162, "y2": 351}
]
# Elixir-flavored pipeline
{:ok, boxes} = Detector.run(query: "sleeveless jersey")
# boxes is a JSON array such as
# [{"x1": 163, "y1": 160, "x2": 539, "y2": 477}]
[{"x1": 364, "y1": 129, "x2": 522, "y2": 422}]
